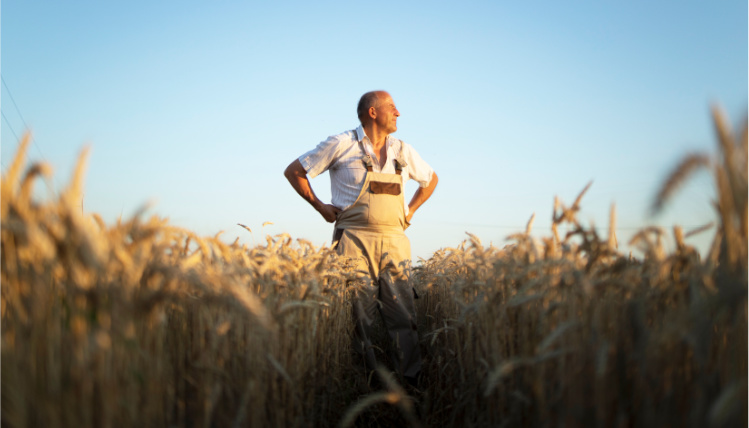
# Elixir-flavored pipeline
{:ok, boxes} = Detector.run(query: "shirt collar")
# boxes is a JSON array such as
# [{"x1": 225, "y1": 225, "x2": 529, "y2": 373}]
[
  {"x1": 355, "y1": 125, "x2": 366, "y2": 143},
  {"x1": 355, "y1": 125, "x2": 394, "y2": 148}
]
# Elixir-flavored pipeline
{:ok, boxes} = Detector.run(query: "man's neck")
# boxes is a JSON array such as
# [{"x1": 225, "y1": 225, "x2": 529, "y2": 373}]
[{"x1": 362, "y1": 124, "x2": 388, "y2": 151}]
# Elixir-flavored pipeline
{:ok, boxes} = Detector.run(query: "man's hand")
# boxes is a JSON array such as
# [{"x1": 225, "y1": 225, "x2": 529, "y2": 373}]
[
  {"x1": 317, "y1": 203, "x2": 342, "y2": 223},
  {"x1": 405, "y1": 172, "x2": 439, "y2": 227},
  {"x1": 285, "y1": 159, "x2": 340, "y2": 222}
]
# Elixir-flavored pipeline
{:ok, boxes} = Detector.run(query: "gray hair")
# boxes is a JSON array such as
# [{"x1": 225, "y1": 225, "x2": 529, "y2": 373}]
[{"x1": 357, "y1": 91, "x2": 383, "y2": 122}]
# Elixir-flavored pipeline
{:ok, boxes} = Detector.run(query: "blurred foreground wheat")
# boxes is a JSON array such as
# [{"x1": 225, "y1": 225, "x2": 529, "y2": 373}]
[
  {"x1": 1, "y1": 106, "x2": 746, "y2": 427},
  {"x1": 1, "y1": 135, "x2": 359, "y2": 427}
]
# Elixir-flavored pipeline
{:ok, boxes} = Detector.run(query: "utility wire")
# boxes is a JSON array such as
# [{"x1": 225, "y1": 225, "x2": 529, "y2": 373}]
[
  {"x1": 1, "y1": 110, "x2": 20, "y2": 143},
  {"x1": 2, "y1": 76, "x2": 29, "y2": 129},
  {"x1": 1, "y1": 76, "x2": 60, "y2": 192},
  {"x1": 1, "y1": 75, "x2": 47, "y2": 160},
  {"x1": 0, "y1": 111, "x2": 19, "y2": 169}
]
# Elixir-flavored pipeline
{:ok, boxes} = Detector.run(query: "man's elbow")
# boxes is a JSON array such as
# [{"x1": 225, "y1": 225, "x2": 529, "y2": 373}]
[
  {"x1": 284, "y1": 159, "x2": 304, "y2": 181},
  {"x1": 430, "y1": 172, "x2": 439, "y2": 188}
]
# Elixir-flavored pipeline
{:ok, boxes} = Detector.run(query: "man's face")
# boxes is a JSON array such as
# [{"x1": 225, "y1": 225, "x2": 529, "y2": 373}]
[{"x1": 373, "y1": 93, "x2": 400, "y2": 134}]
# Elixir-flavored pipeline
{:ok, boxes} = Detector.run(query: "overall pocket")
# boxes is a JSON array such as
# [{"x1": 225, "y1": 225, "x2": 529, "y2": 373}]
[{"x1": 367, "y1": 181, "x2": 403, "y2": 226}]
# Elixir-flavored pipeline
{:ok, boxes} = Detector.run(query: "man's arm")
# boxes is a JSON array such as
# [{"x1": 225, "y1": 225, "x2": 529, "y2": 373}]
[
  {"x1": 284, "y1": 159, "x2": 341, "y2": 223},
  {"x1": 406, "y1": 171, "x2": 438, "y2": 224}
]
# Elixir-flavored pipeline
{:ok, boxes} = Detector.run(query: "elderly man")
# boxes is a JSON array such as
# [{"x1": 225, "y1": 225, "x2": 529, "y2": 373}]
[{"x1": 284, "y1": 90, "x2": 438, "y2": 387}]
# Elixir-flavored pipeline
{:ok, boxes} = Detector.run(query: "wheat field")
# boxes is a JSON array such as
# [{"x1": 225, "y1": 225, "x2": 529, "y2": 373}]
[{"x1": 1, "y1": 107, "x2": 746, "y2": 427}]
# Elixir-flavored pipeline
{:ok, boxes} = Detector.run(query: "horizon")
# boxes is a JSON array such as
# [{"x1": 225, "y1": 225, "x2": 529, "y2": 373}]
[{"x1": 2, "y1": 1, "x2": 746, "y2": 260}]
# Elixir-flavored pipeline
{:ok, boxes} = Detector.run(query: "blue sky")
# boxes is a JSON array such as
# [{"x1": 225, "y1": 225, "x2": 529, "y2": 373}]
[{"x1": 2, "y1": 1, "x2": 746, "y2": 260}]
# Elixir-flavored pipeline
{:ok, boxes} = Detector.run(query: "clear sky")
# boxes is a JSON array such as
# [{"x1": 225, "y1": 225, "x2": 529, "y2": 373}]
[{"x1": 2, "y1": 1, "x2": 747, "y2": 260}]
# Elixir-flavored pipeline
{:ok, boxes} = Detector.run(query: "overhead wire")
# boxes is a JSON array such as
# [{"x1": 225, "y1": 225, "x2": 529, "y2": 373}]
[
  {"x1": 1, "y1": 110, "x2": 21, "y2": 144},
  {"x1": 0, "y1": 112, "x2": 18, "y2": 170},
  {"x1": 1, "y1": 75, "x2": 47, "y2": 161},
  {"x1": 1, "y1": 75, "x2": 60, "y2": 190}
]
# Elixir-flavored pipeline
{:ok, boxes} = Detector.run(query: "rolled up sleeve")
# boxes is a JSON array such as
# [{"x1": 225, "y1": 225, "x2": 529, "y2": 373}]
[
  {"x1": 402, "y1": 142, "x2": 434, "y2": 188},
  {"x1": 298, "y1": 135, "x2": 341, "y2": 179}
]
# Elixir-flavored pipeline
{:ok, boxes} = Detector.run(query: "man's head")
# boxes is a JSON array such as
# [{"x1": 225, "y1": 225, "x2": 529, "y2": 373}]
[{"x1": 357, "y1": 91, "x2": 400, "y2": 134}]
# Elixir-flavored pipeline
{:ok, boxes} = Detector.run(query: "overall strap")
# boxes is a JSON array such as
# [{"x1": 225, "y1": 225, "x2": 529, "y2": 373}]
[
  {"x1": 358, "y1": 139, "x2": 374, "y2": 172},
  {"x1": 394, "y1": 141, "x2": 406, "y2": 174},
  {"x1": 359, "y1": 137, "x2": 405, "y2": 174}
]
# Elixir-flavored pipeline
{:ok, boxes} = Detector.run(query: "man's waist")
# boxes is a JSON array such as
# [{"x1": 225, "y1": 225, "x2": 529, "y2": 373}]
[{"x1": 334, "y1": 222, "x2": 405, "y2": 234}]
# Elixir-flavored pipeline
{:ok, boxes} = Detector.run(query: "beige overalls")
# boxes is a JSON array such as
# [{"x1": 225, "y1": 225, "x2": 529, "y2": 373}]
[{"x1": 333, "y1": 146, "x2": 421, "y2": 379}]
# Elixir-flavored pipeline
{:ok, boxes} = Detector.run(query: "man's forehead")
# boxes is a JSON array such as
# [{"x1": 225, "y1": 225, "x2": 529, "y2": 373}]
[{"x1": 377, "y1": 93, "x2": 394, "y2": 105}]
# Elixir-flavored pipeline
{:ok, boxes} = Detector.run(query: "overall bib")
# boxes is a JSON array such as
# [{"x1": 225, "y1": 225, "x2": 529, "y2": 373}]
[{"x1": 334, "y1": 148, "x2": 421, "y2": 379}]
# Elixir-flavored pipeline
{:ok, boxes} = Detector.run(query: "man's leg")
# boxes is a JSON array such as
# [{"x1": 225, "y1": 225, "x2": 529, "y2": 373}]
[
  {"x1": 379, "y1": 234, "x2": 421, "y2": 380},
  {"x1": 336, "y1": 230, "x2": 380, "y2": 377}
]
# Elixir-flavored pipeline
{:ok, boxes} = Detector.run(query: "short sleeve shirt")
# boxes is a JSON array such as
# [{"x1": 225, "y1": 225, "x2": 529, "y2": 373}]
[{"x1": 298, "y1": 125, "x2": 434, "y2": 211}]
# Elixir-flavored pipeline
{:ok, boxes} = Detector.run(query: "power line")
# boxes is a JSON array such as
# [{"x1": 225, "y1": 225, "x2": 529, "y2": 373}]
[
  {"x1": 1, "y1": 110, "x2": 20, "y2": 143},
  {"x1": 2, "y1": 76, "x2": 30, "y2": 129},
  {"x1": 0, "y1": 111, "x2": 19, "y2": 170},
  {"x1": 1, "y1": 76, "x2": 60, "y2": 192},
  {"x1": 1, "y1": 75, "x2": 46, "y2": 160}
]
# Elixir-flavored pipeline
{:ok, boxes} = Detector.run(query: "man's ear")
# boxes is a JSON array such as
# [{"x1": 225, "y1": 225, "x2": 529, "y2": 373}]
[{"x1": 368, "y1": 106, "x2": 377, "y2": 119}]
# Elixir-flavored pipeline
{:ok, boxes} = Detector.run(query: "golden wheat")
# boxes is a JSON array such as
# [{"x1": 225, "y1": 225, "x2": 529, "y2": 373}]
[{"x1": 2, "y1": 104, "x2": 746, "y2": 427}]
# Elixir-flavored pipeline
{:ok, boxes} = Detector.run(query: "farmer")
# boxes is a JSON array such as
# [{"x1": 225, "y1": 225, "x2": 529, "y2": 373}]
[{"x1": 284, "y1": 90, "x2": 438, "y2": 387}]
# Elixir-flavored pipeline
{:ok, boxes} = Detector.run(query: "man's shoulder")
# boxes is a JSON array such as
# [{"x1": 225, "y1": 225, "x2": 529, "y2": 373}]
[
  {"x1": 329, "y1": 128, "x2": 358, "y2": 140},
  {"x1": 319, "y1": 128, "x2": 358, "y2": 148},
  {"x1": 391, "y1": 137, "x2": 417, "y2": 155}
]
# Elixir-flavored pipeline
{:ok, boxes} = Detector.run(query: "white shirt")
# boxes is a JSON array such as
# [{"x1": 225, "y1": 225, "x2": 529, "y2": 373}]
[{"x1": 299, "y1": 125, "x2": 435, "y2": 212}]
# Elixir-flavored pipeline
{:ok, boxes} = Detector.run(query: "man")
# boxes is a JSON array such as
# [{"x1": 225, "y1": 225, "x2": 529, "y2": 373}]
[{"x1": 284, "y1": 90, "x2": 438, "y2": 387}]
